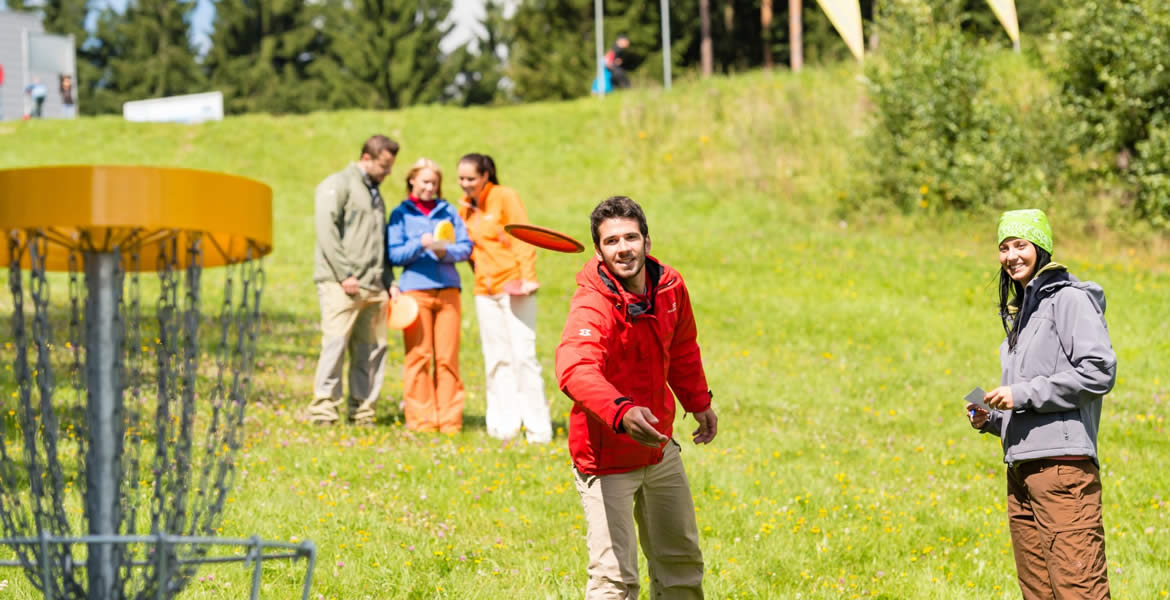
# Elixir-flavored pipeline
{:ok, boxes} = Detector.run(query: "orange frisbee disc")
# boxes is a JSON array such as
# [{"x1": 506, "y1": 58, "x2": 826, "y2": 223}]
[{"x1": 386, "y1": 294, "x2": 420, "y2": 330}]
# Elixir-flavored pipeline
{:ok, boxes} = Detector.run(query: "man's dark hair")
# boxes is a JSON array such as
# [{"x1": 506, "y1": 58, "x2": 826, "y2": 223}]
[
  {"x1": 458, "y1": 153, "x2": 499, "y2": 185},
  {"x1": 590, "y1": 196, "x2": 649, "y2": 247},
  {"x1": 361, "y1": 134, "x2": 400, "y2": 159}
]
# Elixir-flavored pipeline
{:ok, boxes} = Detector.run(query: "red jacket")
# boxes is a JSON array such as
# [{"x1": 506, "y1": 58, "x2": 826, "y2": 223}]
[{"x1": 556, "y1": 256, "x2": 712, "y2": 475}]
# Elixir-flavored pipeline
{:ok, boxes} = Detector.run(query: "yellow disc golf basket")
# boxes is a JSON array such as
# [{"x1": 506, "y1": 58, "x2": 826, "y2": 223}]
[{"x1": 0, "y1": 166, "x2": 315, "y2": 599}]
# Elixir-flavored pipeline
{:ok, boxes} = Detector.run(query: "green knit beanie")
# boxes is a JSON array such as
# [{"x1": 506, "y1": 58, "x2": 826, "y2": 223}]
[{"x1": 997, "y1": 209, "x2": 1053, "y2": 255}]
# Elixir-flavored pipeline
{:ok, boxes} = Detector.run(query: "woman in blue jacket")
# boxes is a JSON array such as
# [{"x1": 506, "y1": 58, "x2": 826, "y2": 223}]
[
  {"x1": 967, "y1": 209, "x2": 1116, "y2": 599},
  {"x1": 388, "y1": 158, "x2": 473, "y2": 433}
]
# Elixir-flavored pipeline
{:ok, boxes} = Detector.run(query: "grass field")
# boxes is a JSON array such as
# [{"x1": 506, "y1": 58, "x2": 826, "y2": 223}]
[{"x1": 1, "y1": 63, "x2": 1169, "y2": 598}]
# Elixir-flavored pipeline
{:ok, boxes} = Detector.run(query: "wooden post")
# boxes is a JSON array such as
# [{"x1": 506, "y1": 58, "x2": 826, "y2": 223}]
[
  {"x1": 700, "y1": 0, "x2": 713, "y2": 77},
  {"x1": 762, "y1": 0, "x2": 774, "y2": 70},
  {"x1": 788, "y1": 0, "x2": 803, "y2": 72}
]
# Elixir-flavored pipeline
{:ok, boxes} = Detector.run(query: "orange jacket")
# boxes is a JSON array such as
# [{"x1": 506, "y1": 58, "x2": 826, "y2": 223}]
[{"x1": 458, "y1": 182, "x2": 538, "y2": 296}]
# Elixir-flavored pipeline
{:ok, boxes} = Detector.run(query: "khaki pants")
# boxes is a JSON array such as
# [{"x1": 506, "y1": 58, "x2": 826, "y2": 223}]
[
  {"x1": 475, "y1": 293, "x2": 552, "y2": 442},
  {"x1": 309, "y1": 283, "x2": 388, "y2": 424},
  {"x1": 573, "y1": 441, "x2": 704, "y2": 599},
  {"x1": 1007, "y1": 459, "x2": 1110, "y2": 600},
  {"x1": 402, "y1": 288, "x2": 464, "y2": 433}
]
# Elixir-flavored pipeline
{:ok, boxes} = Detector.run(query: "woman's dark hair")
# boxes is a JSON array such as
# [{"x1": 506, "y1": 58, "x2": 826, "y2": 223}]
[
  {"x1": 998, "y1": 244, "x2": 1052, "y2": 349},
  {"x1": 459, "y1": 153, "x2": 499, "y2": 185},
  {"x1": 590, "y1": 196, "x2": 649, "y2": 247}
]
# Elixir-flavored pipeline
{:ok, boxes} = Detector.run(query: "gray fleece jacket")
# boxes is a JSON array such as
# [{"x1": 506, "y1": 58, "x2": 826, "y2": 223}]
[{"x1": 981, "y1": 265, "x2": 1117, "y2": 466}]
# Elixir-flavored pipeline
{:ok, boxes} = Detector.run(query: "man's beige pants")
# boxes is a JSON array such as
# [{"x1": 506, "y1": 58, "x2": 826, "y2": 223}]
[
  {"x1": 573, "y1": 441, "x2": 704, "y2": 599},
  {"x1": 309, "y1": 283, "x2": 388, "y2": 424}
]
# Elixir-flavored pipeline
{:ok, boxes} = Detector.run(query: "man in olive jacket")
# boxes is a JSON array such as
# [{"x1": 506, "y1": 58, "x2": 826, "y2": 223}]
[{"x1": 309, "y1": 135, "x2": 400, "y2": 425}]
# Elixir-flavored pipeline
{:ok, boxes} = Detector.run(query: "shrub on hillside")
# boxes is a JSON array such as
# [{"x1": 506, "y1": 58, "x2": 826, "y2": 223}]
[
  {"x1": 1057, "y1": 0, "x2": 1170, "y2": 227},
  {"x1": 1057, "y1": 0, "x2": 1170, "y2": 155},
  {"x1": 858, "y1": 0, "x2": 1060, "y2": 215},
  {"x1": 1134, "y1": 115, "x2": 1170, "y2": 228}
]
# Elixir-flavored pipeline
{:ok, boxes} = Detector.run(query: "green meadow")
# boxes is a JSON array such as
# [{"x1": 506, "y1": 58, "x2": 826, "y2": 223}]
[{"x1": 1, "y1": 64, "x2": 1168, "y2": 598}]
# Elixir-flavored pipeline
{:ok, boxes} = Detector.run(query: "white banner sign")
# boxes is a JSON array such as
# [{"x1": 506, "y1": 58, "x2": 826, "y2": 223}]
[{"x1": 123, "y1": 92, "x2": 225, "y2": 124}]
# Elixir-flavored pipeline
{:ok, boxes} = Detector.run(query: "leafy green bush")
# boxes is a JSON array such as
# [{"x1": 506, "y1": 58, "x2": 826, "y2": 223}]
[
  {"x1": 1134, "y1": 114, "x2": 1170, "y2": 228},
  {"x1": 1057, "y1": 0, "x2": 1170, "y2": 155},
  {"x1": 1057, "y1": 0, "x2": 1170, "y2": 227},
  {"x1": 858, "y1": 0, "x2": 1060, "y2": 215}
]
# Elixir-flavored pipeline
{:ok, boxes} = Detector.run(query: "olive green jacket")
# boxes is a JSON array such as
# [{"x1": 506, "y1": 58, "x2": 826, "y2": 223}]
[{"x1": 313, "y1": 163, "x2": 394, "y2": 290}]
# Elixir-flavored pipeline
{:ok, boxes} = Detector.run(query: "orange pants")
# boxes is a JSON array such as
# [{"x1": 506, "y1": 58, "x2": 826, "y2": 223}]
[{"x1": 402, "y1": 288, "x2": 464, "y2": 433}]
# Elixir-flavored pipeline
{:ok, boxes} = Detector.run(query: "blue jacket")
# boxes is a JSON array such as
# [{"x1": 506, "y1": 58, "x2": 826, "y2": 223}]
[{"x1": 387, "y1": 199, "x2": 473, "y2": 291}]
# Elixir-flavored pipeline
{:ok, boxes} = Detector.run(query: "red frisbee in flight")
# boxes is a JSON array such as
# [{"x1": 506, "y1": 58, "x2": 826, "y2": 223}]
[{"x1": 504, "y1": 224, "x2": 585, "y2": 253}]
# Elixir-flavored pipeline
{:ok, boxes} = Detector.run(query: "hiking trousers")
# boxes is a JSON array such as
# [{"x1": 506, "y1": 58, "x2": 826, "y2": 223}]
[{"x1": 1007, "y1": 458, "x2": 1110, "y2": 600}]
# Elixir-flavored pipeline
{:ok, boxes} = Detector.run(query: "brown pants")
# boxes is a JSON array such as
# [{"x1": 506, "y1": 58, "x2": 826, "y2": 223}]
[
  {"x1": 402, "y1": 288, "x2": 464, "y2": 433},
  {"x1": 1007, "y1": 459, "x2": 1110, "y2": 600},
  {"x1": 574, "y1": 441, "x2": 704, "y2": 599}
]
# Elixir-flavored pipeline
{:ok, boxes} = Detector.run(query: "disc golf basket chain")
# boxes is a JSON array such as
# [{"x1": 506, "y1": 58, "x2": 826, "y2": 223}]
[{"x1": 0, "y1": 166, "x2": 315, "y2": 599}]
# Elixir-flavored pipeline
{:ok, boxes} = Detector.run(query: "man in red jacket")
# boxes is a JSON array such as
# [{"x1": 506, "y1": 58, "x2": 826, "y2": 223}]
[{"x1": 556, "y1": 195, "x2": 718, "y2": 599}]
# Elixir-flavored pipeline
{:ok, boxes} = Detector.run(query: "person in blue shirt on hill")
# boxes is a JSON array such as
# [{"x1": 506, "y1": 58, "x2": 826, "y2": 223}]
[{"x1": 388, "y1": 158, "x2": 474, "y2": 433}]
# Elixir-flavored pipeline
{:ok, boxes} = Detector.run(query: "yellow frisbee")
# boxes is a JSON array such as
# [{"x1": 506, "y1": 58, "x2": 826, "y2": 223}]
[{"x1": 433, "y1": 221, "x2": 456, "y2": 243}]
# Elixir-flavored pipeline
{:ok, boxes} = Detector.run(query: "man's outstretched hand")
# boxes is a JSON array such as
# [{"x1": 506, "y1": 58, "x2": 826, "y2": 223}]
[
  {"x1": 622, "y1": 407, "x2": 669, "y2": 448},
  {"x1": 691, "y1": 408, "x2": 718, "y2": 445}
]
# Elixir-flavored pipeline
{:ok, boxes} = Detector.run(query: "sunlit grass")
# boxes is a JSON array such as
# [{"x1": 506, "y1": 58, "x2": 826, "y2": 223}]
[{"x1": 1, "y1": 64, "x2": 1168, "y2": 598}]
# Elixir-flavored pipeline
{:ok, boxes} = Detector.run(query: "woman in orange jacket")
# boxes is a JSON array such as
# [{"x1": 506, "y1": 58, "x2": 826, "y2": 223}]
[{"x1": 457, "y1": 154, "x2": 553, "y2": 443}]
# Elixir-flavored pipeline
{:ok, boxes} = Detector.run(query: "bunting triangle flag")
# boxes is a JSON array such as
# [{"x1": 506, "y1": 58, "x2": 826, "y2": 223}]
[
  {"x1": 815, "y1": 0, "x2": 865, "y2": 61},
  {"x1": 986, "y1": 0, "x2": 1020, "y2": 45}
]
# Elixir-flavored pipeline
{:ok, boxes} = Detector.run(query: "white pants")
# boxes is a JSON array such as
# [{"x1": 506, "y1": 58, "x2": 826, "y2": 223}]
[{"x1": 475, "y1": 293, "x2": 553, "y2": 442}]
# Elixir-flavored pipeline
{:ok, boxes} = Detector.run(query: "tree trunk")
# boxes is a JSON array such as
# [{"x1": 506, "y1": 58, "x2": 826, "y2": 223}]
[
  {"x1": 788, "y1": 0, "x2": 803, "y2": 72},
  {"x1": 762, "y1": 0, "x2": 773, "y2": 70},
  {"x1": 700, "y1": 0, "x2": 712, "y2": 76}
]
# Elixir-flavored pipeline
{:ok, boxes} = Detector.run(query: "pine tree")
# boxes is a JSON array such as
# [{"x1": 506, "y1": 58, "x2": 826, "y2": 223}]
[
  {"x1": 87, "y1": 0, "x2": 205, "y2": 114},
  {"x1": 314, "y1": 0, "x2": 454, "y2": 110},
  {"x1": 507, "y1": 0, "x2": 704, "y2": 100},
  {"x1": 2, "y1": 0, "x2": 37, "y2": 11},
  {"x1": 40, "y1": 0, "x2": 87, "y2": 41},
  {"x1": 445, "y1": 0, "x2": 510, "y2": 106},
  {"x1": 204, "y1": 0, "x2": 330, "y2": 114},
  {"x1": 507, "y1": 0, "x2": 604, "y2": 101}
]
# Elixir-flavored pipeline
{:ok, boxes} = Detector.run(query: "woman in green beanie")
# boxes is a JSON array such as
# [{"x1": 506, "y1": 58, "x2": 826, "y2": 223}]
[{"x1": 966, "y1": 209, "x2": 1116, "y2": 599}]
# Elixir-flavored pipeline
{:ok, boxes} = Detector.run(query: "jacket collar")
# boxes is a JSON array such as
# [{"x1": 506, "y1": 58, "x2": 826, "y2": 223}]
[
  {"x1": 1011, "y1": 263, "x2": 1071, "y2": 332},
  {"x1": 461, "y1": 182, "x2": 495, "y2": 212},
  {"x1": 580, "y1": 256, "x2": 666, "y2": 318},
  {"x1": 399, "y1": 198, "x2": 451, "y2": 217},
  {"x1": 349, "y1": 162, "x2": 376, "y2": 188}
]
